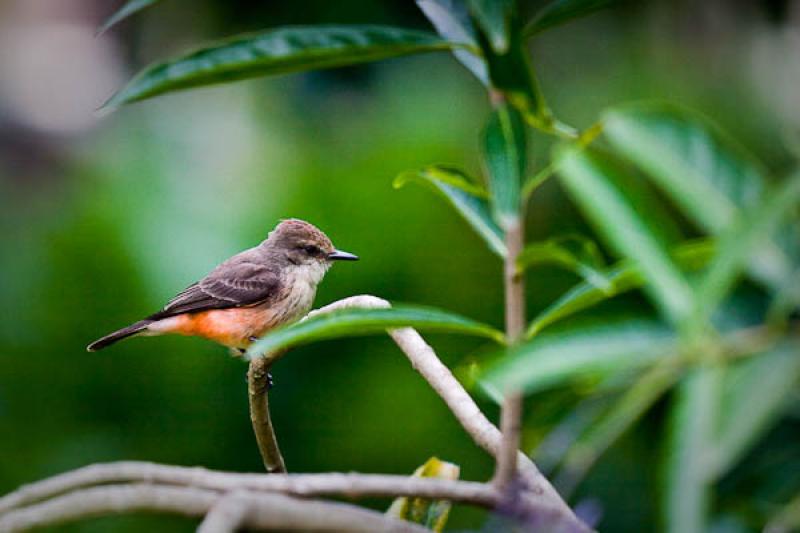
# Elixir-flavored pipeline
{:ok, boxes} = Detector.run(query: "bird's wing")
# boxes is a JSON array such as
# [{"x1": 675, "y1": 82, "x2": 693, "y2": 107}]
[{"x1": 149, "y1": 260, "x2": 282, "y2": 319}]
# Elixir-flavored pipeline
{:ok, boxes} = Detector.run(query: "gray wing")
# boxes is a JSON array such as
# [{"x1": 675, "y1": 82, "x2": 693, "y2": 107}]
[{"x1": 148, "y1": 257, "x2": 281, "y2": 320}]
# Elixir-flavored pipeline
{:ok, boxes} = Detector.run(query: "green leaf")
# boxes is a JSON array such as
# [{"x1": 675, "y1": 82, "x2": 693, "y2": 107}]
[
  {"x1": 481, "y1": 103, "x2": 527, "y2": 228},
  {"x1": 695, "y1": 173, "x2": 800, "y2": 322},
  {"x1": 468, "y1": 0, "x2": 514, "y2": 54},
  {"x1": 557, "y1": 146, "x2": 695, "y2": 327},
  {"x1": 386, "y1": 457, "x2": 459, "y2": 532},
  {"x1": 664, "y1": 363, "x2": 724, "y2": 533},
  {"x1": 517, "y1": 234, "x2": 610, "y2": 292},
  {"x1": 556, "y1": 357, "x2": 682, "y2": 495},
  {"x1": 479, "y1": 319, "x2": 676, "y2": 399},
  {"x1": 526, "y1": 239, "x2": 715, "y2": 338},
  {"x1": 247, "y1": 305, "x2": 505, "y2": 359},
  {"x1": 416, "y1": 0, "x2": 488, "y2": 84},
  {"x1": 105, "y1": 26, "x2": 466, "y2": 108},
  {"x1": 603, "y1": 103, "x2": 795, "y2": 289},
  {"x1": 97, "y1": 0, "x2": 160, "y2": 36},
  {"x1": 712, "y1": 341, "x2": 800, "y2": 479},
  {"x1": 523, "y1": 0, "x2": 616, "y2": 37},
  {"x1": 394, "y1": 166, "x2": 506, "y2": 257}
]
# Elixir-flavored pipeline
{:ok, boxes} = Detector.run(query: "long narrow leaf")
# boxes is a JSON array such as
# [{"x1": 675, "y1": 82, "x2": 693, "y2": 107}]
[
  {"x1": 97, "y1": 0, "x2": 160, "y2": 36},
  {"x1": 479, "y1": 319, "x2": 676, "y2": 399},
  {"x1": 105, "y1": 26, "x2": 467, "y2": 108},
  {"x1": 468, "y1": 0, "x2": 514, "y2": 54},
  {"x1": 523, "y1": 0, "x2": 616, "y2": 37},
  {"x1": 247, "y1": 305, "x2": 505, "y2": 359},
  {"x1": 557, "y1": 146, "x2": 695, "y2": 326},
  {"x1": 664, "y1": 364, "x2": 724, "y2": 533},
  {"x1": 527, "y1": 239, "x2": 715, "y2": 338},
  {"x1": 394, "y1": 167, "x2": 506, "y2": 257},
  {"x1": 482, "y1": 103, "x2": 526, "y2": 228},
  {"x1": 712, "y1": 341, "x2": 800, "y2": 479},
  {"x1": 517, "y1": 234, "x2": 610, "y2": 292}
]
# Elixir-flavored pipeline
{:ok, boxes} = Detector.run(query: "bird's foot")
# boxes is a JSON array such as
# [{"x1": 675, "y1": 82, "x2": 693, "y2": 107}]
[{"x1": 267, "y1": 372, "x2": 274, "y2": 390}]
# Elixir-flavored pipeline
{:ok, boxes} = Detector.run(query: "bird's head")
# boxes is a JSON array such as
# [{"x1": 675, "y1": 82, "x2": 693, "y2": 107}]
[{"x1": 265, "y1": 219, "x2": 358, "y2": 283}]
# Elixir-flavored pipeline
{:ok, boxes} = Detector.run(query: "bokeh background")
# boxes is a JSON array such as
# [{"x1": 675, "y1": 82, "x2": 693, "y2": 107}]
[{"x1": 1, "y1": 0, "x2": 799, "y2": 531}]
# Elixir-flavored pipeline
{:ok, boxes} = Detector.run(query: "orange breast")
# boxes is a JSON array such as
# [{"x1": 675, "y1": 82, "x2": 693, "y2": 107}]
[{"x1": 156, "y1": 306, "x2": 278, "y2": 349}]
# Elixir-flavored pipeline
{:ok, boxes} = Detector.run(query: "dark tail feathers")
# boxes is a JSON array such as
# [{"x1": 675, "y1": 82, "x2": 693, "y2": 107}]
[{"x1": 87, "y1": 320, "x2": 152, "y2": 352}]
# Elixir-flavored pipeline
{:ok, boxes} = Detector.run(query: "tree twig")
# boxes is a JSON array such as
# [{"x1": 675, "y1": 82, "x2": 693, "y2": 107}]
[
  {"x1": 197, "y1": 491, "x2": 251, "y2": 533},
  {"x1": 494, "y1": 391, "x2": 523, "y2": 491},
  {"x1": 504, "y1": 219, "x2": 526, "y2": 343},
  {"x1": 248, "y1": 357, "x2": 285, "y2": 473},
  {"x1": 0, "y1": 484, "x2": 430, "y2": 533}
]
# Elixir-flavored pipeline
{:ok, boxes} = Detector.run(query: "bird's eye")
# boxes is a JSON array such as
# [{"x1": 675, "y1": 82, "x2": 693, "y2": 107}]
[{"x1": 303, "y1": 245, "x2": 320, "y2": 256}]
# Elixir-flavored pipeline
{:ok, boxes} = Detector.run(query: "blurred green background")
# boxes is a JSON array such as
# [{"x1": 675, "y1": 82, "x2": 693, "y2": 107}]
[{"x1": 1, "y1": 0, "x2": 799, "y2": 531}]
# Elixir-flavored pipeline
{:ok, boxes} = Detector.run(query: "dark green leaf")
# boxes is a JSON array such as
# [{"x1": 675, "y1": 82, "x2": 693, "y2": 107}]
[
  {"x1": 527, "y1": 239, "x2": 715, "y2": 338},
  {"x1": 482, "y1": 103, "x2": 526, "y2": 228},
  {"x1": 712, "y1": 341, "x2": 800, "y2": 479},
  {"x1": 557, "y1": 146, "x2": 695, "y2": 327},
  {"x1": 105, "y1": 26, "x2": 466, "y2": 108},
  {"x1": 97, "y1": 0, "x2": 160, "y2": 36},
  {"x1": 664, "y1": 364, "x2": 723, "y2": 533},
  {"x1": 417, "y1": 0, "x2": 488, "y2": 83},
  {"x1": 468, "y1": 0, "x2": 514, "y2": 54},
  {"x1": 517, "y1": 234, "x2": 610, "y2": 292},
  {"x1": 247, "y1": 305, "x2": 505, "y2": 359},
  {"x1": 524, "y1": 0, "x2": 616, "y2": 37},
  {"x1": 386, "y1": 457, "x2": 459, "y2": 532},
  {"x1": 479, "y1": 320, "x2": 675, "y2": 399},
  {"x1": 394, "y1": 166, "x2": 506, "y2": 257}
]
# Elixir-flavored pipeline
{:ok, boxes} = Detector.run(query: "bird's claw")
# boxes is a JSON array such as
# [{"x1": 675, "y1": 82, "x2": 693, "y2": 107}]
[{"x1": 267, "y1": 372, "x2": 274, "y2": 390}]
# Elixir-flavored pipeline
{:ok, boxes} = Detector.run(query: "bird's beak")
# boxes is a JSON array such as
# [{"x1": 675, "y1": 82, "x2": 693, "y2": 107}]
[{"x1": 327, "y1": 249, "x2": 359, "y2": 261}]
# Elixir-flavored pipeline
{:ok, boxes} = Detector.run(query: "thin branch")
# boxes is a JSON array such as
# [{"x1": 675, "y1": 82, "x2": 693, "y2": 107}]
[
  {"x1": 248, "y1": 357, "x2": 285, "y2": 473},
  {"x1": 0, "y1": 484, "x2": 429, "y2": 533},
  {"x1": 197, "y1": 491, "x2": 251, "y2": 533},
  {"x1": 504, "y1": 219, "x2": 526, "y2": 343},
  {"x1": 494, "y1": 391, "x2": 523, "y2": 491}
]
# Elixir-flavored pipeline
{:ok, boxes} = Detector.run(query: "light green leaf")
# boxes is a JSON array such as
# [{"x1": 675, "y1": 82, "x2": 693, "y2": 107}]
[
  {"x1": 524, "y1": 0, "x2": 616, "y2": 37},
  {"x1": 604, "y1": 103, "x2": 795, "y2": 289},
  {"x1": 712, "y1": 341, "x2": 800, "y2": 479},
  {"x1": 517, "y1": 234, "x2": 611, "y2": 292},
  {"x1": 247, "y1": 305, "x2": 505, "y2": 360},
  {"x1": 105, "y1": 26, "x2": 467, "y2": 108},
  {"x1": 527, "y1": 239, "x2": 715, "y2": 338},
  {"x1": 695, "y1": 173, "x2": 800, "y2": 322},
  {"x1": 97, "y1": 0, "x2": 160, "y2": 36},
  {"x1": 664, "y1": 364, "x2": 724, "y2": 533},
  {"x1": 417, "y1": 0, "x2": 488, "y2": 83},
  {"x1": 386, "y1": 457, "x2": 459, "y2": 532},
  {"x1": 479, "y1": 320, "x2": 676, "y2": 399},
  {"x1": 482, "y1": 103, "x2": 526, "y2": 228},
  {"x1": 557, "y1": 146, "x2": 695, "y2": 327},
  {"x1": 394, "y1": 166, "x2": 506, "y2": 258},
  {"x1": 468, "y1": 0, "x2": 514, "y2": 54},
  {"x1": 555, "y1": 357, "x2": 682, "y2": 495}
]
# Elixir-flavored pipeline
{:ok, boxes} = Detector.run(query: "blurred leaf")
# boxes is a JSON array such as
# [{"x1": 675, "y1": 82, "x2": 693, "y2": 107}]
[
  {"x1": 604, "y1": 103, "x2": 795, "y2": 289},
  {"x1": 416, "y1": 0, "x2": 488, "y2": 83},
  {"x1": 712, "y1": 341, "x2": 800, "y2": 479},
  {"x1": 386, "y1": 457, "x2": 459, "y2": 531},
  {"x1": 765, "y1": 491, "x2": 800, "y2": 533},
  {"x1": 555, "y1": 356, "x2": 682, "y2": 495},
  {"x1": 664, "y1": 364, "x2": 724, "y2": 533},
  {"x1": 695, "y1": 173, "x2": 800, "y2": 323},
  {"x1": 97, "y1": 0, "x2": 160, "y2": 36},
  {"x1": 394, "y1": 166, "x2": 506, "y2": 257},
  {"x1": 105, "y1": 26, "x2": 467, "y2": 108},
  {"x1": 517, "y1": 234, "x2": 611, "y2": 292},
  {"x1": 557, "y1": 146, "x2": 695, "y2": 327},
  {"x1": 479, "y1": 319, "x2": 676, "y2": 400},
  {"x1": 523, "y1": 0, "x2": 616, "y2": 37},
  {"x1": 482, "y1": 103, "x2": 527, "y2": 228},
  {"x1": 247, "y1": 305, "x2": 505, "y2": 359},
  {"x1": 527, "y1": 239, "x2": 715, "y2": 338},
  {"x1": 468, "y1": 0, "x2": 514, "y2": 53}
]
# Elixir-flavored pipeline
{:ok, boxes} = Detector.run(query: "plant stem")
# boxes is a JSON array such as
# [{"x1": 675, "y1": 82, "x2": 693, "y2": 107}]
[
  {"x1": 247, "y1": 358, "x2": 286, "y2": 474},
  {"x1": 504, "y1": 219, "x2": 526, "y2": 343}
]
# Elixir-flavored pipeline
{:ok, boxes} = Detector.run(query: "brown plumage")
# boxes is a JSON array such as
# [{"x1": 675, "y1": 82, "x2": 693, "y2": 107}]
[{"x1": 87, "y1": 219, "x2": 358, "y2": 352}]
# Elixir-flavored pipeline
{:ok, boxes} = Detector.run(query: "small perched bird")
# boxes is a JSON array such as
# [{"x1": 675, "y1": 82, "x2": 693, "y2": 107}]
[{"x1": 87, "y1": 219, "x2": 357, "y2": 353}]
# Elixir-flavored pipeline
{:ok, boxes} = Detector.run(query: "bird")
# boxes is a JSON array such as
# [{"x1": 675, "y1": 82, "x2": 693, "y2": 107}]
[{"x1": 87, "y1": 219, "x2": 358, "y2": 353}]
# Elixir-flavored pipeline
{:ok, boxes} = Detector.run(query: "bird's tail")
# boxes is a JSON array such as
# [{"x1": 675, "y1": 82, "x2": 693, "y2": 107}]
[{"x1": 87, "y1": 320, "x2": 152, "y2": 352}]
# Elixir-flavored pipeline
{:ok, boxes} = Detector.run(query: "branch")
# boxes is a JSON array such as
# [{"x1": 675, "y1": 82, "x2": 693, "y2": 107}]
[
  {"x1": 197, "y1": 491, "x2": 251, "y2": 533},
  {"x1": 504, "y1": 219, "x2": 526, "y2": 342},
  {"x1": 248, "y1": 357, "x2": 285, "y2": 473},
  {"x1": 0, "y1": 484, "x2": 430, "y2": 533},
  {"x1": 493, "y1": 391, "x2": 523, "y2": 491}
]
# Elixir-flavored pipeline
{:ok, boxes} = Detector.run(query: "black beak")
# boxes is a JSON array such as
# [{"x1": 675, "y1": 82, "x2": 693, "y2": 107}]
[{"x1": 328, "y1": 249, "x2": 359, "y2": 261}]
